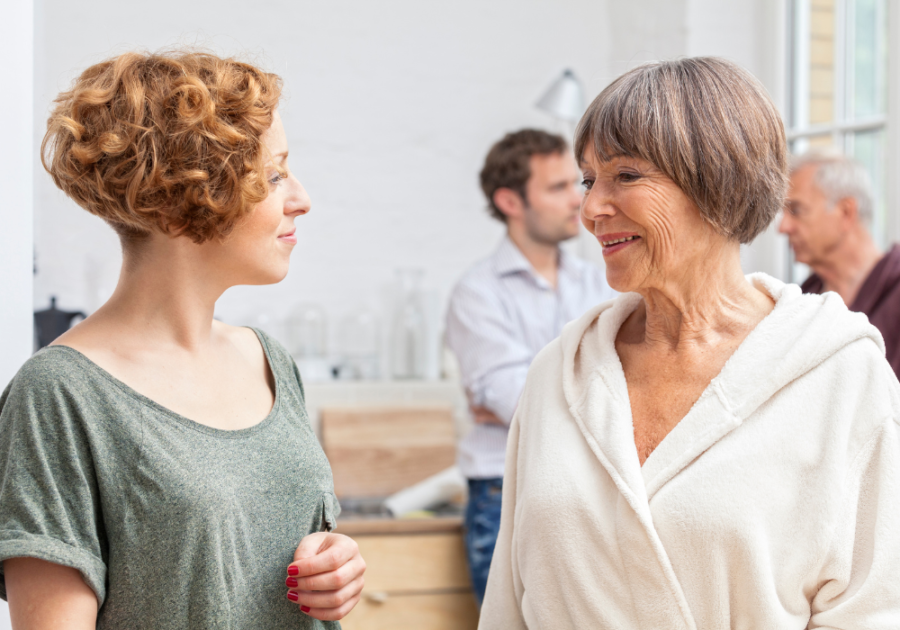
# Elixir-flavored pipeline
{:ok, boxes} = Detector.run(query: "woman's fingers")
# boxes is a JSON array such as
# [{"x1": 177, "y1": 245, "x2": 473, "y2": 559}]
[
  {"x1": 288, "y1": 575, "x2": 365, "y2": 610},
  {"x1": 286, "y1": 532, "x2": 367, "y2": 620},
  {"x1": 298, "y1": 593, "x2": 362, "y2": 622},
  {"x1": 290, "y1": 552, "x2": 365, "y2": 591},
  {"x1": 290, "y1": 533, "x2": 360, "y2": 578}
]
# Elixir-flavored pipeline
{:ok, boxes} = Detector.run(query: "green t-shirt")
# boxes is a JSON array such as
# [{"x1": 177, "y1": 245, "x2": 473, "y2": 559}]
[{"x1": 0, "y1": 329, "x2": 341, "y2": 629}]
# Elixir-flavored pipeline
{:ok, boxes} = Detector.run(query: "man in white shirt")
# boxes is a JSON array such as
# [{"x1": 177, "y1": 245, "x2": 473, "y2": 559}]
[{"x1": 445, "y1": 129, "x2": 615, "y2": 605}]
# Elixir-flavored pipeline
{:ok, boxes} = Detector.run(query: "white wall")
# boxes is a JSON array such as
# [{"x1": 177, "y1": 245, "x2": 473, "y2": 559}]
[
  {"x1": 1, "y1": 2, "x2": 34, "y2": 380},
  {"x1": 0, "y1": 0, "x2": 33, "y2": 623},
  {"x1": 32, "y1": 0, "x2": 790, "y2": 360}
]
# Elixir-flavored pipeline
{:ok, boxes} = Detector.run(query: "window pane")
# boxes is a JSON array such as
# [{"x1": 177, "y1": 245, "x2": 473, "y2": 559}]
[
  {"x1": 786, "y1": 0, "x2": 889, "y2": 281},
  {"x1": 851, "y1": 129, "x2": 886, "y2": 246},
  {"x1": 790, "y1": 134, "x2": 838, "y2": 155},
  {"x1": 849, "y1": 0, "x2": 887, "y2": 119}
]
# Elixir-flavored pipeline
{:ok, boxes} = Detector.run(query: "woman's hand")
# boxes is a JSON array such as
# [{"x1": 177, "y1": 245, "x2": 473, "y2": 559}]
[{"x1": 285, "y1": 532, "x2": 366, "y2": 621}]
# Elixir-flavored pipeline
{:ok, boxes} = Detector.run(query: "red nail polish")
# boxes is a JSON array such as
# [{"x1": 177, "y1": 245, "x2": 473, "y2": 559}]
[
  {"x1": 285, "y1": 577, "x2": 298, "y2": 587},
  {"x1": 301, "y1": 605, "x2": 311, "y2": 613},
  {"x1": 287, "y1": 565, "x2": 299, "y2": 576},
  {"x1": 287, "y1": 591, "x2": 299, "y2": 602}
]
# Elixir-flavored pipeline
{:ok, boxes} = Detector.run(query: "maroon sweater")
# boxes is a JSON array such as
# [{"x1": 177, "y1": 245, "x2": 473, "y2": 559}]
[{"x1": 802, "y1": 244, "x2": 900, "y2": 379}]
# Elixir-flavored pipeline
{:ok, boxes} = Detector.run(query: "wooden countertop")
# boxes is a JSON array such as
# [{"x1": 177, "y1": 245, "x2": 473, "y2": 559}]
[{"x1": 337, "y1": 515, "x2": 463, "y2": 536}]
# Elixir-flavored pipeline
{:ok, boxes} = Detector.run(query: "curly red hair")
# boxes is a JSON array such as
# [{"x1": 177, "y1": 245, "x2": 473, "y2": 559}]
[{"x1": 41, "y1": 50, "x2": 283, "y2": 243}]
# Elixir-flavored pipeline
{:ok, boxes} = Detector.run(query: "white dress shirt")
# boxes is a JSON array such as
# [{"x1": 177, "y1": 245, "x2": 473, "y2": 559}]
[{"x1": 445, "y1": 236, "x2": 615, "y2": 479}]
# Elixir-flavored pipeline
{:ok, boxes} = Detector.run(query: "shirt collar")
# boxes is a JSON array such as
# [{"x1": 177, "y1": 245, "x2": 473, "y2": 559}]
[
  {"x1": 492, "y1": 235, "x2": 584, "y2": 286},
  {"x1": 492, "y1": 236, "x2": 534, "y2": 276}
]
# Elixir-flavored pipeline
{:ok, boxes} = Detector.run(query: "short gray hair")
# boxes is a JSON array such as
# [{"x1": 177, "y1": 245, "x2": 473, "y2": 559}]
[
  {"x1": 575, "y1": 57, "x2": 788, "y2": 244},
  {"x1": 790, "y1": 150, "x2": 875, "y2": 225}
]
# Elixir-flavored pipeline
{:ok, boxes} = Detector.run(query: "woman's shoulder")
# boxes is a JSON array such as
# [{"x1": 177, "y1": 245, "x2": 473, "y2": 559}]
[
  {"x1": 243, "y1": 326, "x2": 295, "y2": 374},
  {"x1": 214, "y1": 322, "x2": 291, "y2": 372},
  {"x1": 219, "y1": 324, "x2": 305, "y2": 405},
  {"x1": 3, "y1": 346, "x2": 93, "y2": 402},
  {"x1": 525, "y1": 295, "x2": 634, "y2": 388},
  {"x1": 527, "y1": 333, "x2": 567, "y2": 380},
  {"x1": 822, "y1": 334, "x2": 900, "y2": 409},
  {"x1": 0, "y1": 346, "x2": 116, "y2": 441},
  {"x1": 784, "y1": 332, "x2": 900, "y2": 463}
]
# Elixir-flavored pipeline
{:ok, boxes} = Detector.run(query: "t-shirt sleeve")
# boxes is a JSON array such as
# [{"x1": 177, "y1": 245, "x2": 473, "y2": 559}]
[{"x1": 0, "y1": 358, "x2": 107, "y2": 604}]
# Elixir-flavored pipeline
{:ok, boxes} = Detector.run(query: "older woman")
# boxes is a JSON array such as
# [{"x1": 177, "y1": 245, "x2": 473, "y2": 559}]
[
  {"x1": 479, "y1": 57, "x2": 900, "y2": 629},
  {"x1": 0, "y1": 51, "x2": 364, "y2": 628}
]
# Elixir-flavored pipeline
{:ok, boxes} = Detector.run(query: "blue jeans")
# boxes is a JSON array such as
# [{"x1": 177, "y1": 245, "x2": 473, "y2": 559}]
[{"x1": 464, "y1": 477, "x2": 503, "y2": 607}]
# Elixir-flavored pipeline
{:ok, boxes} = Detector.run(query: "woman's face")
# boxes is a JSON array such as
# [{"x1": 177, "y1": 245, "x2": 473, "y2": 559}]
[
  {"x1": 216, "y1": 111, "x2": 311, "y2": 285},
  {"x1": 580, "y1": 149, "x2": 720, "y2": 294}
]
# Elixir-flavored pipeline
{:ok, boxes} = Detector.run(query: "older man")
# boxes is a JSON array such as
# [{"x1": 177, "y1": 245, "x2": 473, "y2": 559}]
[
  {"x1": 445, "y1": 129, "x2": 614, "y2": 605},
  {"x1": 780, "y1": 150, "x2": 900, "y2": 376}
]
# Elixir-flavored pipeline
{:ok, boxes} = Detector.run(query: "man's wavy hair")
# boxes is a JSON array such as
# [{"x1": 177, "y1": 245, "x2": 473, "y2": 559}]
[
  {"x1": 41, "y1": 50, "x2": 283, "y2": 244},
  {"x1": 480, "y1": 129, "x2": 568, "y2": 223}
]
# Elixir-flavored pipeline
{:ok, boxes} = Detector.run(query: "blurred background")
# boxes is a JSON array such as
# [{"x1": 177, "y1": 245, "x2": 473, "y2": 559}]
[
  {"x1": 13, "y1": 0, "x2": 900, "y2": 375},
  {"x1": 1, "y1": 0, "x2": 897, "y2": 627}
]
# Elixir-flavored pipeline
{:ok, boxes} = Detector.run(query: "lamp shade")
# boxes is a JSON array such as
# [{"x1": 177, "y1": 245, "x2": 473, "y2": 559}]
[{"x1": 535, "y1": 69, "x2": 585, "y2": 123}]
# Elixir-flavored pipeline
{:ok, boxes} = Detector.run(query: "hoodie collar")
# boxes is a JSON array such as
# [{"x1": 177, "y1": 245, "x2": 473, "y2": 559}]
[{"x1": 559, "y1": 273, "x2": 883, "y2": 502}]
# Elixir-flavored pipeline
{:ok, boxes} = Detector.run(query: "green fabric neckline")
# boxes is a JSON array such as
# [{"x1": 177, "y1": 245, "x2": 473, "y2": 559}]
[{"x1": 42, "y1": 327, "x2": 283, "y2": 439}]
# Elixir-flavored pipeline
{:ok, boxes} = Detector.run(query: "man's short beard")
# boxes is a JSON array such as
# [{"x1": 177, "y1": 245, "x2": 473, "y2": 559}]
[{"x1": 522, "y1": 201, "x2": 578, "y2": 246}]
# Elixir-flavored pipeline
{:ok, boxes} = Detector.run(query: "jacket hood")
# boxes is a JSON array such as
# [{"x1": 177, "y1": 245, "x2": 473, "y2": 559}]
[{"x1": 560, "y1": 273, "x2": 885, "y2": 424}]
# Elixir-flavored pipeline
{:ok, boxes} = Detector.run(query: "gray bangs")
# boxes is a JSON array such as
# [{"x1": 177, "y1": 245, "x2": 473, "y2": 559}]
[{"x1": 574, "y1": 69, "x2": 665, "y2": 168}]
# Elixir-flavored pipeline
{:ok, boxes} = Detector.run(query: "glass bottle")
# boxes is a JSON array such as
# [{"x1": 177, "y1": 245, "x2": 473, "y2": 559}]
[
  {"x1": 338, "y1": 308, "x2": 381, "y2": 380},
  {"x1": 285, "y1": 303, "x2": 332, "y2": 382},
  {"x1": 391, "y1": 268, "x2": 427, "y2": 380}
]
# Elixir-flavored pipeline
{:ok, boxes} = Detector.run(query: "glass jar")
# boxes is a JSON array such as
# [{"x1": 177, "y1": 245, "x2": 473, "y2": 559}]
[{"x1": 390, "y1": 268, "x2": 427, "y2": 380}]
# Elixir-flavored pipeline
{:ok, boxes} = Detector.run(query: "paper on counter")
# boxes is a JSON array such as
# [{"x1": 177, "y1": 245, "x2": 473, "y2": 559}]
[{"x1": 383, "y1": 466, "x2": 466, "y2": 517}]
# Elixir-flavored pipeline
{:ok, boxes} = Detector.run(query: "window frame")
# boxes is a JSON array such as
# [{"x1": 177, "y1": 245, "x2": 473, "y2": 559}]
[{"x1": 784, "y1": 0, "x2": 896, "y2": 281}]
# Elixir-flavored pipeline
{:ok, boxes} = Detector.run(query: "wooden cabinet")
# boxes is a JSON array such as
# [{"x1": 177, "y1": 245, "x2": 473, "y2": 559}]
[
  {"x1": 338, "y1": 518, "x2": 479, "y2": 630},
  {"x1": 321, "y1": 406, "x2": 457, "y2": 498},
  {"x1": 319, "y1": 402, "x2": 477, "y2": 628},
  {"x1": 345, "y1": 593, "x2": 478, "y2": 630}
]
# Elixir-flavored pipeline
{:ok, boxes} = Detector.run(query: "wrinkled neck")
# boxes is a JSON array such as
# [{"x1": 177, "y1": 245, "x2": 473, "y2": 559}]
[{"x1": 632, "y1": 247, "x2": 772, "y2": 350}]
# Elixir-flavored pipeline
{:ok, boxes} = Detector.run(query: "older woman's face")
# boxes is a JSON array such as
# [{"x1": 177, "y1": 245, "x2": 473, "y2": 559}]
[{"x1": 580, "y1": 149, "x2": 718, "y2": 293}]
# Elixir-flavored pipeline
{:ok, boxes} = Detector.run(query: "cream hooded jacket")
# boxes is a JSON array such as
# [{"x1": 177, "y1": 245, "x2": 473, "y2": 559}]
[{"x1": 479, "y1": 274, "x2": 900, "y2": 630}]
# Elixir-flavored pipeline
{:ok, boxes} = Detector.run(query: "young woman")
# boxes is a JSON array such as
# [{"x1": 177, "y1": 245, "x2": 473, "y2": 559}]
[{"x1": 0, "y1": 51, "x2": 364, "y2": 629}]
